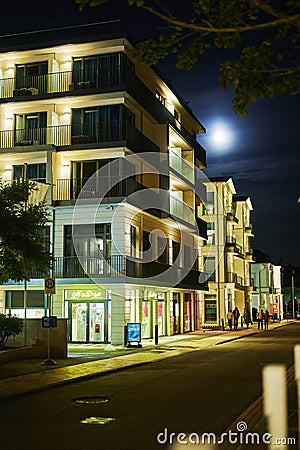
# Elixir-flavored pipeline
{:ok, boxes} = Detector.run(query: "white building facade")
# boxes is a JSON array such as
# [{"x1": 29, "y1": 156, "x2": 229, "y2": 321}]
[{"x1": 0, "y1": 35, "x2": 209, "y2": 344}]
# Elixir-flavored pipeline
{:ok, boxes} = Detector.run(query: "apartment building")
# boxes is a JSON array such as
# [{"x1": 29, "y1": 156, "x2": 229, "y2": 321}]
[
  {"x1": 0, "y1": 34, "x2": 208, "y2": 344},
  {"x1": 201, "y1": 177, "x2": 255, "y2": 327}
]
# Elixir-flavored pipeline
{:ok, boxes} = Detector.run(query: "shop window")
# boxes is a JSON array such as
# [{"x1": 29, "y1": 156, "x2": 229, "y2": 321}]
[{"x1": 6, "y1": 290, "x2": 45, "y2": 308}]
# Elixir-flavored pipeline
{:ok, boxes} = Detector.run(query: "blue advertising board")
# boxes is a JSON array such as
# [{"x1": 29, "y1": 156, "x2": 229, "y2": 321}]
[{"x1": 127, "y1": 323, "x2": 141, "y2": 344}]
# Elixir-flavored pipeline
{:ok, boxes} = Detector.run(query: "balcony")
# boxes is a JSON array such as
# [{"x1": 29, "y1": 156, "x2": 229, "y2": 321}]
[
  {"x1": 169, "y1": 149, "x2": 194, "y2": 183},
  {"x1": 0, "y1": 120, "x2": 159, "y2": 153},
  {"x1": 227, "y1": 272, "x2": 244, "y2": 286},
  {"x1": 226, "y1": 206, "x2": 238, "y2": 223},
  {"x1": 29, "y1": 256, "x2": 208, "y2": 289},
  {"x1": 245, "y1": 224, "x2": 255, "y2": 236},
  {"x1": 226, "y1": 237, "x2": 243, "y2": 255},
  {"x1": 54, "y1": 176, "x2": 144, "y2": 202},
  {"x1": 54, "y1": 256, "x2": 124, "y2": 278},
  {"x1": 245, "y1": 248, "x2": 255, "y2": 261},
  {"x1": 0, "y1": 72, "x2": 72, "y2": 99},
  {"x1": 0, "y1": 68, "x2": 206, "y2": 166},
  {"x1": 169, "y1": 194, "x2": 196, "y2": 226},
  {"x1": 126, "y1": 259, "x2": 208, "y2": 290},
  {"x1": 0, "y1": 68, "x2": 130, "y2": 100}
]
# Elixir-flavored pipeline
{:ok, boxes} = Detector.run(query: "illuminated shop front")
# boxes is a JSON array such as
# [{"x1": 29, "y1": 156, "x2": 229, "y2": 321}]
[
  {"x1": 124, "y1": 289, "x2": 167, "y2": 340},
  {"x1": 65, "y1": 287, "x2": 111, "y2": 343}
]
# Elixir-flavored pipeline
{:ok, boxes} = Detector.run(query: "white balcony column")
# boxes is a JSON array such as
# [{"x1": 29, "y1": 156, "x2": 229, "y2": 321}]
[{"x1": 110, "y1": 285, "x2": 126, "y2": 345}]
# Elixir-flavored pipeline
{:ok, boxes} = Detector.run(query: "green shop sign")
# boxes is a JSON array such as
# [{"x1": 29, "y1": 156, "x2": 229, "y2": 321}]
[{"x1": 66, "y1": 288, "x2": 106, "y2": 301}]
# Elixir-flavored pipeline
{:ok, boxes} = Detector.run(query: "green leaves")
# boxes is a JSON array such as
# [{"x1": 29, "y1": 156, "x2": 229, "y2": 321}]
[
  {"x1": 0, "y1": 180, "x2": 52, "y2": 284},
  {"x1": 0, "y1": 314, "x2": 23, "y2": 349},
  {"x1": 74, "y1": 0, "x2": 300, "y2": 115}
]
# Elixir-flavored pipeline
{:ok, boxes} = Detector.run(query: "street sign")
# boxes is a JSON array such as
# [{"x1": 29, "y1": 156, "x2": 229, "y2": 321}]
[
  {"x1": 42, "y1": 316, "x2": 58, "y2": 328},
  {"x1": 44, "y1": 277, "x2": 55, "y2": 295}
]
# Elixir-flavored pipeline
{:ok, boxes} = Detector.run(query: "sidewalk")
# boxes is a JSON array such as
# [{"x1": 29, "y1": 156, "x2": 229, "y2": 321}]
[{"x1": 0, "y1": 320, "x2": 294, "y2": 401}]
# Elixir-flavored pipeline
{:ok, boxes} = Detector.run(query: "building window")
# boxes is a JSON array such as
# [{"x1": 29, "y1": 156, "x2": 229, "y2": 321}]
[
  {"x1": 64, "y1": 224, "x2": 111, "y2": 276},
  {"x1": 172, "y1": 240, "x2": 180, "y2": 265},
  {"x1": 155, "y1": 90, "x2": 166, "y2": 106},
  {"x1": 157, "y1": 236, "x2": 167, "y2": 264},
  {"x1": 204, "y1": 256, "x2": 216, "y2": 281},
  {"x1": 6, "y1": 290, "x2": 45, "y2": 308},
  {"x1": 13, "y1": 163, "x2": 46, "y2": 183},
  {"x1": 206, "y1": 222, "x2": 215, "y2": 245},
  {"x1": 204, "y1": 192, "x2": 214, "y2": 214},
  {"x1": 72, "y1": 53, "x2": 134, "y2": 88},
  {"x1": 16, "y1": 61, "x2": 48, "y2": 93},
  {"x1": 71, "y1": 105, "x2": 134, "y2": 144},
  {"x1": 14, "y1": 112, "x2": 47, "y2": 145},
  {"x1": 130, "y1": 225, "x2": 137, "y2": 258}
]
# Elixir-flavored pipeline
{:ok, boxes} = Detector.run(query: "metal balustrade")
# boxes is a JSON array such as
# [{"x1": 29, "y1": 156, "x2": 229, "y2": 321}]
[
  {"x1": 169, "y1": 149, "x2": 195, "y2": 183},
  {"x1": 0, "y1": 120, "x2": 159, "y2": 151},
  {"x1": 227, "y1": 272, "x2": 244, "y2": 285},
  {"x1": 54, "y1": 176, "x2": 143, "y2": 201}
]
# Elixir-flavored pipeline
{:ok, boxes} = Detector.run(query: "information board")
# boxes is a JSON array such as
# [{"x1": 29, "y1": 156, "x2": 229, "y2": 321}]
[{"x1": 127, "y1": 323, "x2": 141, "y2": 344}]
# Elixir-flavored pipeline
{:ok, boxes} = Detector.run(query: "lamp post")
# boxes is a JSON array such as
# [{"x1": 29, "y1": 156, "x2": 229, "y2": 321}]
[{"x1": 292, "y1": 269, "x2": 295, "y2": 319}]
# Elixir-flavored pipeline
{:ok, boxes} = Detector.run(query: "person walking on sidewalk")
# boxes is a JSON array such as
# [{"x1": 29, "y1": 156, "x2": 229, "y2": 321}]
[
  {"x1": 264, "y1": 310, "x2": 270, "y2": 330},
  {"x1": 243, "y1": 308, "x2": 252, "y2": 329},
  {"x1": 233, "y1": 306, "x2": 240, "y2": 330},
  {"x1": 257, "y1": 309, "x2": 264, "y2": 329},
  {"x1": 227, "y1": 309, "x2": 234, "y2": 330}
]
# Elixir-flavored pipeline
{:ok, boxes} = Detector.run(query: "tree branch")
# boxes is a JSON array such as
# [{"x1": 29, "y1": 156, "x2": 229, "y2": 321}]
[{"x1": 140, "y1": 4, "x2": 300, "y2": 34}]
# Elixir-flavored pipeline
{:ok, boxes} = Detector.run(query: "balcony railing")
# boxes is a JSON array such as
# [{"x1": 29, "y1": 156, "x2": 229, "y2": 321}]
[
  {"x1": 28, "y1": 256, "x2": 208, "y2": 289},
  {"x1": 169, "y1": 149, "x2": 194, "y2": 183},
  {"x1": 54, "y1": 255, "x2": 124, "y2": 278},
  {"x1": 170, "y1": 194, "x2": 195, "y2": 225},
  {"x1": 54, "y1": 176, "x2": 144, "y2": 202},
  {"x1": 227, "y1": 272, "x2": 244, "y2": 285},
  {"x1": 0, "y1": 72, "x2": 72, "y2": 98},
  {"x1": 0, "y1": 69, "x2": 130, "y2": 99},
  {"x1": 0, "y1": 120, "x2": 159, "y2": 153},
  {"x1": 126, "y1": 259, "x2": 208, "y2": 290}
]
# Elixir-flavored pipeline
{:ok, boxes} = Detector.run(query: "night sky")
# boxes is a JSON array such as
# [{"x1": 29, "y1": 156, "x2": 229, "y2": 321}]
[{"x1": 0, "y1": 0, "x2": 299, "y2": 266}]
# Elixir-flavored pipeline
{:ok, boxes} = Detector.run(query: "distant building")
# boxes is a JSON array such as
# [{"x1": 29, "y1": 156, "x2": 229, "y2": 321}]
[
  {"x1": 201, "y1": 177, "x2": 255, "y2": 327},
  {"x1": 250, "y1": 249, "x2": 284, "y2": 320}
]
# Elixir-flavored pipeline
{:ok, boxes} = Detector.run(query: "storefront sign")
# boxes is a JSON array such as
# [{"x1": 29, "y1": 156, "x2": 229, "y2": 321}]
[
  {"x1": 66, "y1": 289, "x2": 106, "y2": 301},
  {"x1": 270, "y1": 303, "x2": 279, "y2": 314},
  {"x1": 127, "y1": 323, "x2": 141, "y2": 344}
]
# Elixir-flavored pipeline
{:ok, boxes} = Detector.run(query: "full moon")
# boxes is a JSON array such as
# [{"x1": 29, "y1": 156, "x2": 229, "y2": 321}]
[{"x1": 209, "y1": 121, "x2": 234, "y2": 151}]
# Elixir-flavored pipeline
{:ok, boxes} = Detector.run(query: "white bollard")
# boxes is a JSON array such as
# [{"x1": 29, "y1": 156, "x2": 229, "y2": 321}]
[
  {"x1": 262, "y1": 364, "x2": 288, "y2": 449},
  {"x1": 294, "y1": 345, "x2": 300, "y2": 450}
]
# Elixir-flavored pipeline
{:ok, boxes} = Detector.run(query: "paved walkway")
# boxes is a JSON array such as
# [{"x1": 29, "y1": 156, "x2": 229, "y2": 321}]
[{"x1": 0, "y1": 320, "x2": 294, "y2": 401}]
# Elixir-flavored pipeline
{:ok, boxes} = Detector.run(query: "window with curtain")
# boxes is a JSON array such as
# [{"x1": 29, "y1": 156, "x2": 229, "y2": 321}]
[
  {"x1": 72, "y1": 53, "x2": 130, "y2": 88},
  {"x1": 14, "y1": 112, "x2": 47, "y2": 144},
  {"x1": 16, "y1": 61, "x2": 47, "y2": 93}
]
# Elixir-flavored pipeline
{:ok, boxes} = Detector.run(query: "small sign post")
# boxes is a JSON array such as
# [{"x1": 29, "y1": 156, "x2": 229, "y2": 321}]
[
  {"x1": 42, "y1": 277, "x2": 57, "y2": 366},
  {"x1": 127, "y1": 323, "x2": 142, "y2": 348}
]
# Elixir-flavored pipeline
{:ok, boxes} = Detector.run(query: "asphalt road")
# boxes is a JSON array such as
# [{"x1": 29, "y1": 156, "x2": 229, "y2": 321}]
[{"x1": 1, "y1": 323, "x2": 299, "y2": 450}]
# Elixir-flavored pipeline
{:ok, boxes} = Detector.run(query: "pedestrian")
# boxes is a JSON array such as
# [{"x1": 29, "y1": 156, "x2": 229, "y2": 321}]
[
  {"x1": 243, "y1": 308, "x2": 251, "y2": 329},
  {"x1": 264, "y1": 310, "x2": 270, "y2": 330},
  {"x1": 227, "y1": 309, "x2": 234, "y2": 330},
  {"x1": 257, "y1": 309, "x2": 264, "y2": 329},
  {"x1": 233, "y1": 306, "x2": 240, "y2": 330}
]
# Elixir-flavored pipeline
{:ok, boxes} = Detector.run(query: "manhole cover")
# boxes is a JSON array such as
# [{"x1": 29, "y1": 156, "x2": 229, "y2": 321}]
[
  {"x1": 80, "y1": 416, "x2": 116, "y2": 425},
  {"x1": 72, "y1": 396, "x2": 110, "y2": 404}
]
